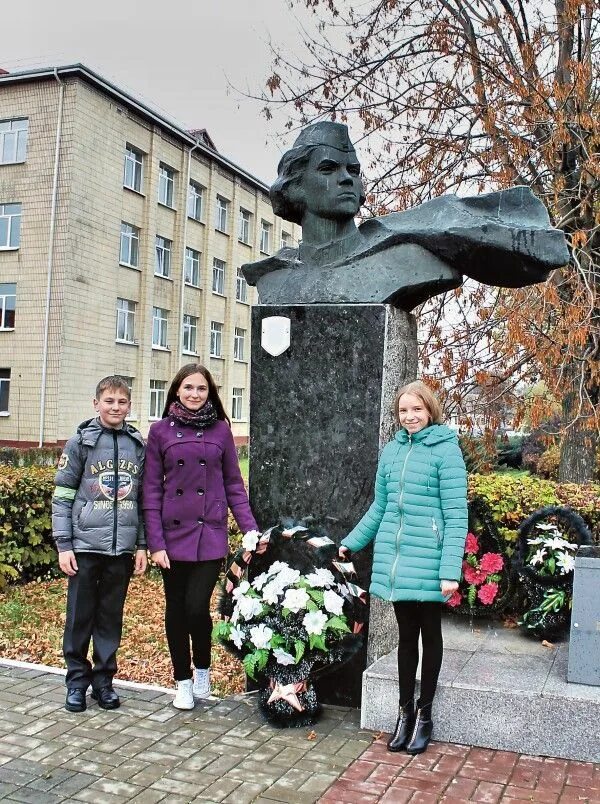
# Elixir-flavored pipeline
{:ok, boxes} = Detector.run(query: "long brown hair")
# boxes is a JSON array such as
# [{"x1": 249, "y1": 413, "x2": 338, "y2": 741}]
[
  {"x1": 162, "y1": 363, "x2": 230, "y2": 423},
  {"x1": 395, "y1": 380, "x2": 443, "y2": 425}
]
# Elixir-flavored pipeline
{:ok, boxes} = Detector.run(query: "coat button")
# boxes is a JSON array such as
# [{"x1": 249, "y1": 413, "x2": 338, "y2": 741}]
[
  {"x1": 177, "y1": 459, "x2": 185, "y2": 466},
  {"x1": 197, "y1": 518, "x2": 204, "y2": 525},
  {"x1": 176, "y1": 432, "x2": 183, "y2": 438},
  {"x1": 196, "y1": 432, "x2": 203, "y2": 438},
  {"x1": 199, "y1": 459, "x2": 206, "y2": 466},
  {"x1": 173, "y1": 519, "x2": 180, "y2": 526},
  {"x1": 197, "y1": 488, "x2": 204, "y2": 495},
  {"x1": 170, "y1": 421, "x2": 175, "y2": 427},
  {"x1": 176, "y1": 488, "x2": 183, "y2": 496}
]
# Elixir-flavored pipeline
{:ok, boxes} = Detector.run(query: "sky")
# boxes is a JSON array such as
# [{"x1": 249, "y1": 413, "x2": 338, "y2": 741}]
[{"x1": 1, "y1": 0, "x2": 314, "y2": 183}]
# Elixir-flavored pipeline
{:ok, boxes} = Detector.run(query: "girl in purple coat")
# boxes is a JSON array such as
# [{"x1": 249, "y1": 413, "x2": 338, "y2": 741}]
[{"x1": 143, "y1": 363, "x2": 259, "y2": 709}]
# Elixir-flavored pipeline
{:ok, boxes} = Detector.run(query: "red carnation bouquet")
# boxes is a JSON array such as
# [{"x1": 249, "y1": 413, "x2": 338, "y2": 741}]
[{"x1": 447, "y1": 531, "x2": 505, "y2": 610}]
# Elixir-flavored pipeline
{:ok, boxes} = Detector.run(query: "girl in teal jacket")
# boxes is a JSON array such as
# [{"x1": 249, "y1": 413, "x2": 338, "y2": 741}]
[{"x1": 340, "y1": 381, "x2": 467, "y2": 755}]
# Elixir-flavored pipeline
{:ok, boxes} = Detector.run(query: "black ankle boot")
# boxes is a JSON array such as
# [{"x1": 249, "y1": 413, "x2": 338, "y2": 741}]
[
  {"x1": 387, "y1": 700, "x2": 415, "y2": 752},
  {"x1": 406, "y1": 701, "x2": 433, "y2": 754}
]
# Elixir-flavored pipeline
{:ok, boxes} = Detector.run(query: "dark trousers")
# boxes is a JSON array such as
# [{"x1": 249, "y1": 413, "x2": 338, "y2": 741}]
[
  {"x1": 393, "y1": 601, "x2": 443, "y2": 705},
  {"x1": 63, "y1": 552, "x2": 133, "y2": 689},
  {"x1": 160, "y1": 559, "x2": 221, "y2": 681}
]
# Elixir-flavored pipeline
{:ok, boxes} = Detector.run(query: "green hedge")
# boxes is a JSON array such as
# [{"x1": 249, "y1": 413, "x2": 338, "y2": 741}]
[
  {"x1": 1, "y1": 465, "x2": 598, "y2": 589},
  {"x1": 0, "y1": 466, "x2": 56, "y2": 588},
  {"x1": 469, "y1": 473, "x2": 600, "y2": 550}
]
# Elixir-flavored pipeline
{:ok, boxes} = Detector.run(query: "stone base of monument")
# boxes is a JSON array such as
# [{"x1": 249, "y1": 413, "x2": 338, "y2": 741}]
[{"x1": 361, "y1": 613, "x2": 600, "y2": 762}]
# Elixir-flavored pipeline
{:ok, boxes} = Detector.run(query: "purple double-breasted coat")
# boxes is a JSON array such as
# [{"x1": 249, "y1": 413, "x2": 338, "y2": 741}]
[{"x1": 143, "y1": 417, "x2": 257, "y2": 562}]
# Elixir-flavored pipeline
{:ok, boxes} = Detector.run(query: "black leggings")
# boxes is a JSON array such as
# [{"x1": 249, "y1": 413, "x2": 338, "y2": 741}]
[
  {"x1": 160, "y1": 559, "x2": 221, "y2": 681},
  {"x1": 393, "y1": 601, "x2": 443, "y2": 705}
]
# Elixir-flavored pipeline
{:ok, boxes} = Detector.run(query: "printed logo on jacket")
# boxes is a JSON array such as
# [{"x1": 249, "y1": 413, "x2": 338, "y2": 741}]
[{"x1": 89, "y1": 459, "x2": 140, "y2": 510}]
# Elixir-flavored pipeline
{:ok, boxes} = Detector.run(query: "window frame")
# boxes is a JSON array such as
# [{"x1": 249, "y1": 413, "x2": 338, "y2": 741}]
[
  {"x1": 158, "y1": 162, "x2": 175, "y2": 208},
  {"x1": 119, "y1": 222, "x2": 140, "y2": 268},
  {"x1": 0, "y1": 203, "x2": 22, "y2": 250},
  {"x1": 212, "y1": 257, "x2": 225, "y2": 295},
  {"x1": 0, "y1": 283, "x2": 16, "y2": 330},
  {"x1": 0, "y1": 118, "x2": 28, "y2": 165},
  {"x1": 280, "y1": 230, "x2": 291, "y2": 250},
  {"x1": 260, "y1": 220, "x2": 272, "y2": 255},
  {"x1": 232, "y1": 387, "x2": 244, "y2": 421},
  {"x1": 233, "y1": 327, "x2": 246, "y2": 361},
  {"x1": 152, "y1": 306, "x2": 169, "y2": 349},
  {"x1": 184, "y1": 247, "x2": 201, "y2": 287},
  {"x1": 238, "y1": 208, "x2": 251, "y2": 244},
  {"x1": 155, "y1": 235, "x2": 172, "y2": 279},
  {"x1": 187, "y1": 180, "x2": 204, "y2": 221},
  {"x1": 210, "y1": 321, "x2": 223, "y2": 357},
  {"x1": 149, "y1": 379, "x2": 166, "y2": 420},
  {"x1": 123, "y1": 144, "x2": 144, "y2": 193},
  {"x1": 235, "y1": 266, "x2": 248, "y2": 303},
  {"x1": 183, "y1": 313, "x2": 199, "y2": 354},
  {"x1": 215, "y1": 196, "x2": 229, "y2": 233},
  {"x1": 115, "y1": 298, "x2": 136, "y2": 343}
]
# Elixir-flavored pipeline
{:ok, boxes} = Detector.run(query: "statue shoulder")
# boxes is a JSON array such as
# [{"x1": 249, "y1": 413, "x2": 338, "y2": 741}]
[{"x1": 242, "y1": 247, "x2": 299, "y2": 287}]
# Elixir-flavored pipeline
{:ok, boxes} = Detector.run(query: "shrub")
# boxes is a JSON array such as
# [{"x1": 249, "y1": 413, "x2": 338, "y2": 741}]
[
  {"x1": 0, "y1": 466, "x2": 56, "y2": 588},
  {"x1": 0, "y1": 446, "x2": 63, "y2": 467},
  {"x1": 496, "y1": 435, "x2": 524, "y2": 469},
  {"x1": 536, "y1": 444, "x2": 560, "y2": 479}
]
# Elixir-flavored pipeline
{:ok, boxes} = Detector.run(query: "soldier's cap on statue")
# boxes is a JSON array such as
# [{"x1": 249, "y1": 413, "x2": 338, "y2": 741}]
[{"x1": 292, "y1": 121, "x2": 356, "y2": 154}]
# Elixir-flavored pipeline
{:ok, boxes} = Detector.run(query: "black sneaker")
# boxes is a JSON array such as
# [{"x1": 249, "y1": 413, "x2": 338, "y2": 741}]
[
  {"x1": 65, "y1": 688, "x2": 87, "y2": 712},
  {"x1": 91, "y1": 686, "x2": 120, "y2": 710}
]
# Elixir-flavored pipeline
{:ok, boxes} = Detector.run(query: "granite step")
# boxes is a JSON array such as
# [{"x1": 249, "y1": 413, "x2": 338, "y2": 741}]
[{"x1": 361, "y1": 614, "x2": 600, "y2": 762}]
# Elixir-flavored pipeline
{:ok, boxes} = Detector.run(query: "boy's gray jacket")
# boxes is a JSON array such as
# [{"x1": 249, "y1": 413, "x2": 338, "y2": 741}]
[{"x1": 52, "y1": 418, "x2": 146, "y2": 554}]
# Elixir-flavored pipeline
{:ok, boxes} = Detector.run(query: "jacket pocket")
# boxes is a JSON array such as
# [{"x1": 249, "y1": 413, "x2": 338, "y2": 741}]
[
  {"x1": 431, "y1": 516, "x2": 443, "y2": 548},
  {"x1": 78, "y1": 501, "x2": 94, "y2": 530}
]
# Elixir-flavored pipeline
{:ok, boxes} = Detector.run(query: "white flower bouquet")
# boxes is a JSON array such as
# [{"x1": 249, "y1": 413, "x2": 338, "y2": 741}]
[{"x1": 213, "y1": 523, "x2": 366, "y2": 726}]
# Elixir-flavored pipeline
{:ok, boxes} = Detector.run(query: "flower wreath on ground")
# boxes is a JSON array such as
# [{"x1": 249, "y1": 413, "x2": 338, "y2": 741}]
[
  {"x1": 213, "y1": 520, "x2": 367, "y2": 727},
  {"x1": 515, "y1": 505, "x2": 592, "y2": 641},
  {"x1": 446, "y1": 495, "x2": 512, "y2": 617}
]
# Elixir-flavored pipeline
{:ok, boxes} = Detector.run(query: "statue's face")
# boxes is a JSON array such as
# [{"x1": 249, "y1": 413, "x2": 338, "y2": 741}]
[{"x1": 299, "y1": 146, "x2": 363, "y2": 222}]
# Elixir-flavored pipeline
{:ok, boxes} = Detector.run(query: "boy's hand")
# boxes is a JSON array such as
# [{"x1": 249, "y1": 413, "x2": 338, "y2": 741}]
[
  {"x1": 134, "y1": 549, "x2": 147, "y2": 575},
  {"x1": 151, "y1": 550, "x2": 170, "y2": 569},
  {"x1": 59, "y1": 550, "x2": 78, "y2": 576}
]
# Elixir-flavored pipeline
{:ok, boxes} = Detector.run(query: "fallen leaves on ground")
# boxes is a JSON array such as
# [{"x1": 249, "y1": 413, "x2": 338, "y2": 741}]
[{"x1": 0, "y1": 572, "x2": 245, "y2": 696}]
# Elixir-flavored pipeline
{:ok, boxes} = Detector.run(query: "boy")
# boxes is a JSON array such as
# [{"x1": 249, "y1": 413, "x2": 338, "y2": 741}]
[{"x1": 52, "y1": 376, "x2": 147, "y2": 712}]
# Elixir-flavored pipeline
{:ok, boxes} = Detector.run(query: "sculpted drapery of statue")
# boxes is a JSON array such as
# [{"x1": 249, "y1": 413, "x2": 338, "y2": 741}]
[{"x1": 242, "y1": 122, "x2": 569, "y2": 310}]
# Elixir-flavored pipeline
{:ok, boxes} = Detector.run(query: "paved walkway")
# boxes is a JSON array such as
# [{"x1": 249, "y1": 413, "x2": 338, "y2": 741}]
[{"x1": 0, "y1": 664, "x2": 598, "y2": 804}]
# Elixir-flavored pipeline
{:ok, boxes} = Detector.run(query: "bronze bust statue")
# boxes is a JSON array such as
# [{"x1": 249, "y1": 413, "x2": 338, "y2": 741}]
[{"x1": 242, "y1": 122, "x2": 569, "y2": 310}]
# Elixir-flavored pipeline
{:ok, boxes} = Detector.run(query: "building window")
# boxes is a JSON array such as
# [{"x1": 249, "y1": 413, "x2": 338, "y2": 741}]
[
  {"x1": 152, "y1": 306, "x2": 169, "y2": 348},
  {"x1": 215, "y1": 196, "x2": 229, "y2": 233},
  {"x1": 119, "y1": 222, "x2": 140, "y2": 267},
  {"x1": 232, "y1": 387, "x2": 244, "y2": 420},
  {"x1": 210, "y1": 321, "x2": 223, "y2": 357},
  {"x1": 0, "y1": 283, "x2": 16, "y2": 329},
  {"x1": 238, "y1": 208, "x2": 251, "y2": 244},
  {"x1": 185, "y1": 247, "x2": 201, "y2": 286},
  {"x1": 149, "y1": 379, "x2": 166, "y2": 420},
  {"x1": 0, "y1": 203, "x2": 21, "y2": 249},
  {"x1": 120, "y1": 376, "x2": 136, "y2": 419},
  {"x1": 212, "y1": 258, "x2": 225, "y2": 295},
  {"x1": 235, "y1": 266, "x2": 248, "y2": 303},
  {"x1": 158, "y1": 163, "x2": 175, "y2": 207},
  {"x1": 123, "y1": 144, "x2": 143, "y2": 192},
  {"x1": 116, "y1": 298, "x2": 136, "y2": 343},
  {"x1": 183, "y1": 314, "x2": 198, "y2": 353},
  {"x1": 0, "y1": 119, "x2": 28, "y2": 164},
  {"x1": 280, "y1": 230, "x2": 291, "y2": 249},
  {"x1": 260, "y1": 220, "x2": 272, "y2": 254},
  {"x1": 155, "y1": 236, "x2": 172, "y2": 278},
  {"x1": 187, "y1": 181, "x2": 204, "y2": 221},
  {"x1": 234, "y1": 327, "x2": 246, "y2": 361}
]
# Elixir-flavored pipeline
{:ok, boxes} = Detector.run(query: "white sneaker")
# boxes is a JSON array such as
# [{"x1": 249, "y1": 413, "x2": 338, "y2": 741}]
[
  {"x1": 193, "y1": 668, "x2": 211, "y2": 699},
  {"x1": 173, "y1": 679, "x2": 194, "y2": 710}
]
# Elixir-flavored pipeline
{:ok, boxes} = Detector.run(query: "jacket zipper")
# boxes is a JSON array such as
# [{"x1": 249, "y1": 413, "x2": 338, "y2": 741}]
[
  {"x1": 390, "y1": 436, "x2": 413, "y2": 599},
  {"x1": 112, "y1": 431, "x2": 118, "y2": 555}
]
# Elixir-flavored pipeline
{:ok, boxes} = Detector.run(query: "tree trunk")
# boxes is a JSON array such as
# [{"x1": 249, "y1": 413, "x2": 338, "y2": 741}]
[{"x1": 558, "y1": 397, "x2": 598, "y2": 483}]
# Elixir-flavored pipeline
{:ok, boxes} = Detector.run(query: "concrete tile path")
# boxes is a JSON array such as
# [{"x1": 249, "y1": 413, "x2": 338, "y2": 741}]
[{"x1": 0, "y1": 664, "x2": 598, "y2": 803}]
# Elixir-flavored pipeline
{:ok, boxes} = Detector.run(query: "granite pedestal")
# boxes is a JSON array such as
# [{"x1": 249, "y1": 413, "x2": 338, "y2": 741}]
[
  {"x1": 362, "y1": 614, "x2": 600, "y2": 762},
  {"x1": 248, "y1": 304, "x2": 417, "y2": 706}
]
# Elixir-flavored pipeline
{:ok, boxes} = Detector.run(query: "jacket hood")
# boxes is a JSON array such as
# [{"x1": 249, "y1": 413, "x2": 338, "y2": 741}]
[
  {"x1": 394, "y1": 423, "x2": 459, "y2": 447},
  {"x1": 77, "y1": 417, "x2": 144, "y2": 447}
]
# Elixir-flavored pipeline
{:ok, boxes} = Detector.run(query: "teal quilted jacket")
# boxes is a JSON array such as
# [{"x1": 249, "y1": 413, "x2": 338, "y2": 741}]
[{"x1": 341, "y1": 424, "x2": 468, "y2": 602}]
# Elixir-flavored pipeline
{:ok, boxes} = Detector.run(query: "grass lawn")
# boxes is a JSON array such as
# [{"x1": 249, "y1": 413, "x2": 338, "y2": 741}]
[{"x1": 0, "y1": 571, "x2": 245, "y2": 696}]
